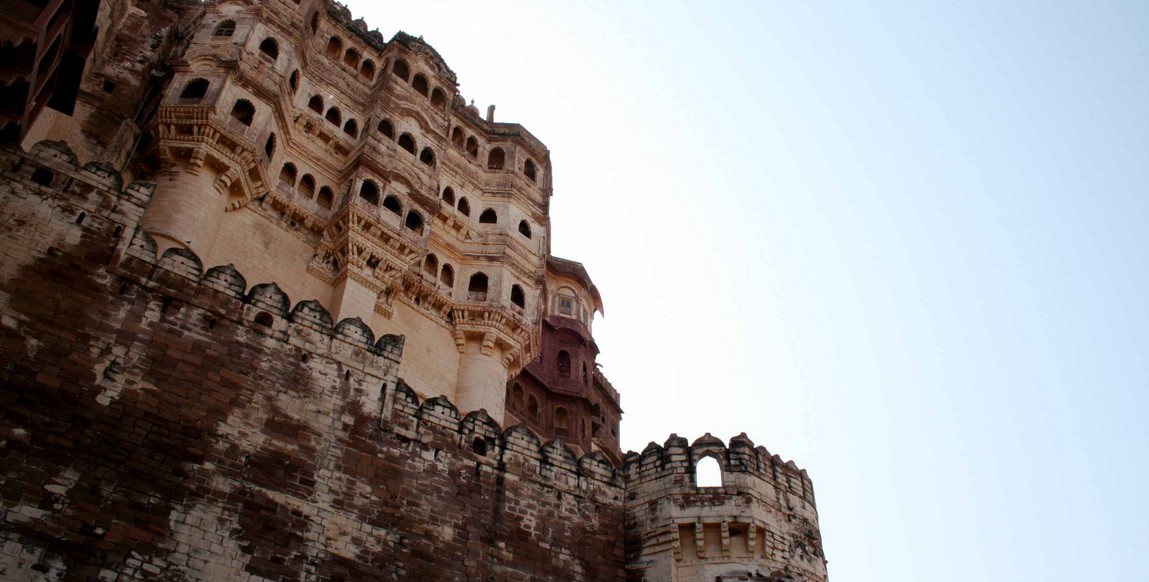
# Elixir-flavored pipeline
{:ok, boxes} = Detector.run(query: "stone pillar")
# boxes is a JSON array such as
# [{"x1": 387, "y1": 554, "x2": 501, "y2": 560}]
[
  {"x1": 454, "y1": 332, "x2": 508, "y2": 424},
  {"x1": 140, "y1": 160, "x2": 228, "y2": 259}
]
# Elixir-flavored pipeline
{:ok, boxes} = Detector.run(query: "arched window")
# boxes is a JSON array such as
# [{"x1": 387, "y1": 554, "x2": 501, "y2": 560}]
[
  {"x1": 30, "y1": 168, "x2": 53, "y2": 186},
  {"x1": 582, "y1": 362, "x2": 589, "y2": 386},
  {"x1": 423, "y1": 254, "x2": 438, "y2": 276},
  {"x1": 392, "y1": 59, "x2": 409, "y2": 81},
  {"x1": 230, "y1": 99, "x2": 255, "y2": 126},
  {"x1": 439, "y1": 264, "x2": 454, "y2": 287},
  {"x1": 343, "y1": 48, "x2": 360, "y2": 68},
  {"x1": 404, "y1": 211, "x2": 424, "y2": 233},
  {"x1": 289, "y1": 70, "x2": 299, "y2": 93},
  {"x1": 451, "y1": 127, "x2": 464, "y2": 147},
  {"x1": 359, "y1": 181, "x2": 379, "y2": 205},
  {"x1": 465, "y1": 136, "x2": 479, "y2": 158},
  {"x1": 441, "y1": 187, "x2": 455, "y2": 205},
  {"x1": 378, "y1": 119, "x2": 394, "y2": 139},
  {"x1": 179, "y1": 78, "x2": 209, "y2": 101},
  {"x1": 258, "y1": 38, "x2": 278, "y2": 61},
  {"x1": 511, "y1": 284, "x2": 525, "y2": 309},
  {"x1": 299, "y1": 174, "x2": 316, "y2": 198},
  {"x1": 360, "y1": 60, "x2": 375, "y2": 80},
  {"x1": 419, "y1": 147, "x2": 435, "y2": 166},
  {"x1": 326, "y1": 37, "x2": 343, "y2": 59},
  {"x1": 457, "y1": 197, "x2": 471, "y2": 216},
  {"x1": 527, "y1": 395, "x2": 539, "y2": 418},
  {"x1": 213, "y1": 20, "x2": 235, "y2": 37},
  {"x1": 309, "y1": 12, "x2": 319, "y2": 34},
  {"x1": 343, "y1": 119, "x2": 358, "y2": 138},
  {"x1": 557, "y1": 350, "x2": 571, "y2": 378},
  {"x1": 479, "y1": 208, "x2": 497, "y2": 224},
  {"x1": 324, "y1": 107, "x2": 341, "y2": 125},
  {"x1": 518, "y1": 220, "x2": 531, "y2": 238},
  {"x1": 524, "y1": 159, "x2": 537, "y2": 182},
  {"x1": 430, "y1": 87, "x2": 446, "y2": 108},
  {"x1": 308, "y1": 95, "x2": 323, "y2": 113},
  {"x1": 382, "y1": 195, "x2": 401, "y2": 215},
  {"x1": 277, "y1": 163, "x2": 297, "y2": 190},
  {"x1": 554, "y1": 407, "x2": 569, "y2": 434},
  {"x1": 411, "y1": 74, "x2": 429, "y2": 96},
  {"x1": 487, "y1": 147, "x2": 505, "y2": 170},
  {"x1": 317, "y1": 186, "x2": 334, "y2": 209},
  {"x1": 468, "y1": 273, "x2": 488, "y2": 301},
  {"x1": 511, "y1": 383, "x2": 524, "y2": 409},
  {"x1": 696, "y1": 456, "x2": 723, "y2": 488},
  {"x1": 398, "y1": 133, "x2": 416, "y2": 154},
  {"x1": 264, "y1": 133, "x2": 276, "y2": 159}
]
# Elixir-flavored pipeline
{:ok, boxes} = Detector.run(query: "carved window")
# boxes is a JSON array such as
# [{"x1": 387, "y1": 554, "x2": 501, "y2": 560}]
[
  {"x1": 359, "y1": 181, "x2": 379, "y2": 205},
  {"x1": 343, "y1": 48, "x2": 360, "y2": 68},
  {"x1": 404, "y1": 211, "x2": 424, "y2": 233},
  {"x1": 378, "y1": 119, "x2": 393, "y2": 138},
  {"x1": 558, "y1": 295, "x2": 574, "y2": 316},
  {"x1": 696, "y1": 456, "x2": 723, "y2": 488},
  {"x1": 324, "y1": 107, "x2": 341, "y2": 126},
  {"x1": 326, "y1": 37, "x2": 343, "y2": 60},
  {"x1": 441, "y1": 187, "x2": 455, "y2": 205},
  {"x1": 451, "y1": 127, "x2": 465, "y2": 147},
  {"x1": 343, "y1": 119, "x2": 358, "y2": 138},
  {"x1": 382, "y1": 195, "x2": 401, "y2": 215},
  {"x1": 360, "y1": 60, "x2": 375, "y2": 81},
  {"x1": 258, "y1": 38, "x2": 278, "y2": 61},
  {"x1": 392, "y1": 59, "x2": 410, "y2": 81},
  {"x1": 517, "y1": 220, "x2": 531, "y2": 238},
  {"x1": 524, "y1": 159, "x2": 537, "y2": 182},
  {"x1": 213, "y1": 20, "x2": 235, "y2": 37},
  {"x1": 179, "y1": 78, "x2": 209, "y2": 101},
  {"x1": 465, "y1": 136, "x2": 479, "y2": 158},
  {"x1": 277, "y1": 163, "x2": 297, "y2": 191},
  {"x1": 510, "y1": 285, "x2": 525, "y2": 309},
  {"x1": 317, "y1": 186, "x2": 334, "y2": 209},
  {"x1": 479, "y1": 208, "x2": 497, "y2": 224},
  {"x1": 431, "y1": 87, "x2": 447, "y2": 108},
  {"x1": 487, "y1": 147, "x2": 505, "y2": 170},
  {"x1": 419, "y1": 147, "x2": 435, "y2": 166},
  {"x1": 308, "y1": 95, "x2": 323, "y2": 113},
  {"x1": 557, "y1": 350, "x2": 571, "y2": 378},
  {"x1": 439, "y1": 264, "x2": 454, "y2": 288},
  {"x1": 457, "y1": 197, "x2": 471, "y2": 216},
  {"x1": 467, "y1": 273, "x2": 488, "y2": 302},
  {"x1": 299, "y1": 174, "x2": 316, "y2": 198},
  {"x1": 412, "y1": 74, "x2": 429, "y2": 96},
  {"x1": 398, "y1": 133, "x2": 416, "y2": 154},
  {"x1": 230, "y1": 99, "x2": 255, "y2": 126}
]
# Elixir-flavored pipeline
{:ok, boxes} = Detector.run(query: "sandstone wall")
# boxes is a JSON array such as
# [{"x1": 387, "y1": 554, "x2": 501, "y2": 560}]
[{"x1": 0, "y1": 141, "x2": 625, "y2": 581}]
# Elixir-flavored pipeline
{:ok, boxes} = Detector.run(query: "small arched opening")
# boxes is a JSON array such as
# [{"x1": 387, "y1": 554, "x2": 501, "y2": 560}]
[
  {"x1": 468, "y1": 273, "x2": 488, "y2": 301},
  {"x1": 451, "y1": 127, "x2": 464, "y2": 147},
  {"x1": 258, "y1": 38, "x2": 278, "y2": 61},
  {"x1": 439, "y1": 264, "x2": 454, "y2": 287},
  {"x1": 419, "y1": 147, "x2": 435, "y2": 166},
  {"x1": 510, "y1": 285, "x2": 525, "y2": 309},
  {"x1": 324, "y1": 107, "x2": 341, "y2": 126},
  {"x1": 179, "y1": 78, "x2": 209, "y2": 101},
  {"x1": 360, "y1": 60, "x2": 375, "y2": 80},
  {"x1": 359, "y1": 180, "x2": 379, "y2": 205},
  {"x1": 487, "y1": 147, "x2": 505, "y2": 170},
  {"x1": 30, "y1": 168, "x2": 53, "y2": 187},
  {"x1": 527, "y1": 395, "x2": 539, "y2": 418},
  {"x1": 411, "y1": 74, "x2": 429, "y2": 96},
  {"x1": 696, "y1": 455, "x2": 723, "y2": 488},
  {"x1": 299, "y1": 174, "x2": 316, "y2": 198},
  {"x1": 309, "y1": 12, "x2": 319, "y2": 34},
  {"x1": 343, "y1": 119, "x2": 358, "y2": 138},
  {"x1": 230, "y1": 99, "x2": 255, "y2": 126},
  {"x1": 264, "y1": 133, "x2": 276, "y2": 159},
  {"x1": 441, "y1": 186, "x2": 455, "y2": 205},
  {"x1": 511, "y1": 383, "x2": 524, "y2": 410},
  {"x1": 317, "y1": 186, "x2": 334, "y2": 209},
  {"x1": 398, "y1": 133, "x2": 416, "y2": 154},
  {"x1": 392, "y1": 59, "x2": 410, "y2": 81},
  {"x1": 343, "y1": 48, "x2": 360, "y2": 68},
  {"x1": 554, "y1": 407, "x2": 569, "y2": 435},
  {"x1": 457, "y1": 197, "x2": 471, "y2": 216},
  {"x1": 289, "y1": 70, "x2": 299, "y2": 93},
  {"x1": 479, "y1": 208, "x2": 497, "y2": 224},
  {"x1": 517, "y1": 220, "x2": 531, "y2": 238},
  {"x1": 524, "y1": 159, "x2": 537, "y2": 182},
  {"x1": 382, "y1": 195, "x2": 401, "y2": 215},
  {"x1": 378, "y1": 119, "x2": 394, "y2": 138},
  {"x1": 430, "y1": 87, "x2": 447, "y2": 108},
  {"x1": 404, "y1": 211, "x2": 424, "y2": 233},
  {"x1": 308, "y1": 95, "x2": 323, "y2": 113},
  {"x1": 326, "y1": 36, "x2": 343, "y2": 60},
  {"x1": 423, "y1": 254, "x2": 438, "y2": 276},
  {"x1": 277, "y1": 163, "x2": 297, "y2": 190},
  {"x1": 557, "y1": 350, "x2": 571, "y2": 378},
  {"x1": 465, "y1": 136, "x2": 479, "y2": 158}
]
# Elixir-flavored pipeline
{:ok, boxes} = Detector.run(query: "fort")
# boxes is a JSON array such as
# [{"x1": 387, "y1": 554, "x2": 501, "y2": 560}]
[{"x1": 0, "y1": 1, "x2": 827, "y2": 580}]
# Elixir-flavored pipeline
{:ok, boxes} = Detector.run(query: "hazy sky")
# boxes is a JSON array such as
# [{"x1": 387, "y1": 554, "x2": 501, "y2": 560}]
[{"x1": 344, "y1": 1, "x2": 1149, "y2": 579}]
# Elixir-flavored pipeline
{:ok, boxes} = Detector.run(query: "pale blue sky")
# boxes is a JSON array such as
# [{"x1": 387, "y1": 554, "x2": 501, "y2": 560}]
[{"x1": 347, "y1": 1, "x2": 1149, "y2": 579}]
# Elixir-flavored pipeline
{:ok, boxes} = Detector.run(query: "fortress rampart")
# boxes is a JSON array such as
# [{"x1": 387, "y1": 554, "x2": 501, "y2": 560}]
[{"x1": 0, "y1": 0, "x2": 827, "y2": 579}]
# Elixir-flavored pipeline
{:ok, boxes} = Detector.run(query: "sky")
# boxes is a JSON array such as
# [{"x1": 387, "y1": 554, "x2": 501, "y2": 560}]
[{"x1": 344, "y1": 1, "x2": 1149, "y2": 580}]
